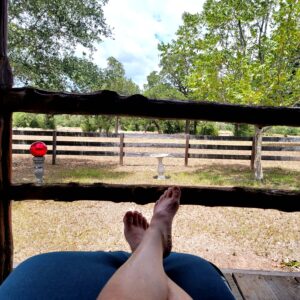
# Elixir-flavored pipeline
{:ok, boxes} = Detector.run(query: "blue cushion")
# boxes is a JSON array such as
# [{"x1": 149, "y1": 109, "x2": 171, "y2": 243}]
[{"x1": 0, "y1": 251, "x2": 235, "y2": 300}]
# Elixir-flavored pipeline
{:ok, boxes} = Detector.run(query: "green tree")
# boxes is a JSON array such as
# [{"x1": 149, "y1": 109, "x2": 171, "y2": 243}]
[
  {"x1": 100, "y1": 57, "x2": 140, "y2": 133},
  {"x1": 8, "y1": 0, "x2": 111, "y2": 88},
  {"x1": 9, "y1": 0, "x2": 111, "y2": 131},
  {"x1": 158, "y1": 0, "x2": 300, "y2": 179},
  {"x1": 142, "y1": 71, "x2": 186, "y2": 133},
  {"x1": 158, "y1": 13, "x2": 203, "y2": 133}
]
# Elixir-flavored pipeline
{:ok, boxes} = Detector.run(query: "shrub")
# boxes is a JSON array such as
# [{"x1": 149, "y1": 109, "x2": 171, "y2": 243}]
[
  {"x1": 42, "y1": 115, "x2": 56, "y2": 129},
  {"x1": 197, "y1": 122, "x2": 219, "y2": 136},
  {"x1": 13, "y1": 113, "x2": 43, "y2": 128},
  {"x1": 161, "y1": 120, "x2": 184, "y2": 134},
  {"x1": 234, "y1": 124, "x2": 254, "y2": 137},
  {"x1": 80, "y1": 116, "x2": 98, "y2": 132}
]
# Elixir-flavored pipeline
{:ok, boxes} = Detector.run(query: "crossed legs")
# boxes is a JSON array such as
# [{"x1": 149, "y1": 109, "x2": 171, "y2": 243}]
[{"x1": 98, "y1": 187, "x2": 192, "y2": 300}]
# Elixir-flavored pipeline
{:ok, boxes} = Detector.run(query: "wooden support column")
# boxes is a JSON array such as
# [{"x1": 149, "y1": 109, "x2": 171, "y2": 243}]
[{"x1": 0, "y1": 0, "x2": 14, "y2": 282}]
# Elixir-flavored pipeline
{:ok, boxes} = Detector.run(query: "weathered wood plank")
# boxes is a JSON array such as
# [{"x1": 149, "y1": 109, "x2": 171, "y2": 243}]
[
  {"x1": 262, "y1": 275, "x2": 300, "y2": 300},
  {"x1": 11, "y1": 130, "x2": 300, "y2": 143},
  {"x1": 0, "y1": 115, "x2": 13, "y2": 283},
  {"x1": 8, "y1": 184, "x2": 300, "y2": 211},
  {"x1": 233, "y1": 273, "x2": 300, "y2": 300},
  {"x1": 261, "y1": 155, "x2": 300, "y2": 161},
  {"x1": 189, "y1": 153, "x2": 251, "y2": 160},
  {"x1": 12, "y1": 140, "x2": 120, "y2": 147},
  {"x1": 12, "y1": 130, "x2": 118, "y2": 137},
  {"x1": 233, "y1": 273, "x2": 277, "y2": 300},
  {"x1": 223, "y1": 269, "x2": 300, "y2": 277},
  {"x1": 0, "y1": 0, "x2": 13, "y2": 283},
  {"x1": 124, "y1": 142, "x2": 185, "y2": 148},
  {"x1": 190, "y1": 144, "x2": 252, "y2": 150},
  {"x1": 223, "y1": 273, "x2": 244, "y2": 300},
  {"x1": 12, "y1": 139, "x2": 300, "y2": 152},
  {"x1": 2, "y1": 87, "x2": 300, "y2": 126}
]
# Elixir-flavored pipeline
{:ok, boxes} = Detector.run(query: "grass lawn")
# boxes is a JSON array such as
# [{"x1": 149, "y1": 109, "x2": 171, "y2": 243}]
[{"x1": 49, "y1": 163, "x2": 300, "y2": 191}]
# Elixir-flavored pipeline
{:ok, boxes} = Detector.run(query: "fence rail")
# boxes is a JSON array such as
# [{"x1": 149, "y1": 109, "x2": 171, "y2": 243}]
[{"x1": 12, "y1": 129, "x2": 300, "y2": 165}]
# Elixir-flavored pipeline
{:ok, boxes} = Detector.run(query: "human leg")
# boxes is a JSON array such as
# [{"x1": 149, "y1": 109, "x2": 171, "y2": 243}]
[{"x1": 97, "y1": 187, "x2": 192, "y2": 300}]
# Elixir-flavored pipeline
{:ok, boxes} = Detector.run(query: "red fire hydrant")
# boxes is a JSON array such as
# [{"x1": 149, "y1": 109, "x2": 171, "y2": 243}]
[{"x1": 30, "y1": 141, "x2": 48, "y2": 186}]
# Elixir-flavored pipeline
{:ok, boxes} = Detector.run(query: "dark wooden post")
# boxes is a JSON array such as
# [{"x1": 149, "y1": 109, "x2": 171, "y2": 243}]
[
  {"x1": 52, "y1": 130, "x2": 57, "y2": 165},
  {"x1": 0, "y1": 0, "x2": 14, "y2": 282},
  {"x1": 184, "y1": 134, "x2": 190, "y2": 166},
  {"x1": 119, "y1": 133, "x2": 124, "y2": 165}
]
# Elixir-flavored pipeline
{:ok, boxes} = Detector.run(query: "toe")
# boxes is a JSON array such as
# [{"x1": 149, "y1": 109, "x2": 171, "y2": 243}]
[
  {"x1": 172, "y1": 186, "x2": 181, "y2": 198},
  {"x1": 133, "y1": 211, "x2": 139, "y2": 226},
  {"x1": 161, "y1": 189, "x2": 169, "y2": 199},
  {"x1": 142, "y1": 218, "x2": 149, "y2": 230},
  {"x1": 137, "y1": 212, "x2": 143, "y2": 226},
  {"x1": 123, "y1": 211, "x2": 133, "y2": 226},
  {"x1": 166, "y1": 187, "x2": 173, "y2": 198}
]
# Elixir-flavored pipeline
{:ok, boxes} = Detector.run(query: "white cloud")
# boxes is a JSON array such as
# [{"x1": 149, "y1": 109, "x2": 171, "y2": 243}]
[{"x1": 94, "y1": 0, "x2": 204, "y2": 88}]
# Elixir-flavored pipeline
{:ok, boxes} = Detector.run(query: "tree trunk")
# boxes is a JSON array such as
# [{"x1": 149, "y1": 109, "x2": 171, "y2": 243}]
[
  {"x1": 185, "y1": 120, "x2": 190, "y2": 134},
  {"x1": 234, "y1": 123, "x2": 240, "y2": 136},
  {"x1": 253, "y1": 125, "x2": 264, "y2": 181},
  {"x1": 193, "y1": 121, "x2": 197, "y2": 134},
  {"x1": 115, "y1": 116, "x2": 119, "y2": 134},
  {"x1": 153, "y1": 120, "x2": 161, "y2": 133}
]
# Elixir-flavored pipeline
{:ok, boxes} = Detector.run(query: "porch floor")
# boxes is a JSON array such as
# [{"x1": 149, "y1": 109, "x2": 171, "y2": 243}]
[{"x1": 222, "y1": 269, "x2": 300, "y2": 300}]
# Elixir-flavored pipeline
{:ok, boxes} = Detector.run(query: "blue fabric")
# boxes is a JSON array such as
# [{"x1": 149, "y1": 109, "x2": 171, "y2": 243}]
[{"x1": 0, "y1": 251, "x2": 235, "y2": 300}]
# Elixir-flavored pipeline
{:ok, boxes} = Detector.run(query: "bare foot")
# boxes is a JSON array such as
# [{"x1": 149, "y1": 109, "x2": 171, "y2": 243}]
[
  {"x1": 150, "y1": 186, "x2": 181, "y2": 257},
  {"x1": 123, "y1": 211, "x2": 149, "y2": 252}
]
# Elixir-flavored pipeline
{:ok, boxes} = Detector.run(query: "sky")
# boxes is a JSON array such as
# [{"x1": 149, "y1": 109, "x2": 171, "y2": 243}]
[{"x1": 94, "y1": 0, "x2": 204, "y2": 88}]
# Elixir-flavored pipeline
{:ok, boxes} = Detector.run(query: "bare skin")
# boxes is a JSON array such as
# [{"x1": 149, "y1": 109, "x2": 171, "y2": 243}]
[{"x1": 98, "y1": 187, "x2": 192, "y2": 300}]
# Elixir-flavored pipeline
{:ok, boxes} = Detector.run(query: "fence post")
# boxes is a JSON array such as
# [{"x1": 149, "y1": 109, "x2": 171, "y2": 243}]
[
  {"x1": 119, "y1": 133, "x2": 124, "y2": 166},
  {"x1": 52, "y1": 130, "x2": 57, "y2": 165},
  {"x1": 250, "y1": 136, "x2": 255, "y2": 170},
  {"x1": 185, "y1": 134, "x2": 190, "y2": 166}
]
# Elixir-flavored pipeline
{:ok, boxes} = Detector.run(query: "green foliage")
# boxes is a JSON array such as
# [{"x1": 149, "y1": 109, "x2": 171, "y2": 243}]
[
  {"x1": 54, "y1": 115, "x2": 82, "y2": 128},
  {"x1": 80, "y1": 116, "x2": 98, "y2": 132},
  {"x1": 281, "y1": 260, "x2": 300, "y2": 268},
  {"x1": 159, "y1": 0, "x2": 300, "y2": 107},
  {"x1": 197, "y1": 122, "x2": 219, "y2": 136},
  {"x1": 42, "y1": 115, "x2": 56, "y2": 129},
  {"x1": 80, "y1": 116, "x2": 115, "y2": 134},
  {"x1": 102, "y1": 57, "x2": 140, "y2": 95},
  {"x1": 268, "y1": 126, "x2": 300, "y2": 136},
  {"x1": 234, "y1": 124, "x2": 254, "y2": 137},
  {"x1": 161, "y1": 120, "x2": 185, "y2": 134},
  {"x1": 142, "y1": 71, "x2": 188, "y2": 134},
  {"x1": 13, "y1": 113, "x2": 43, "y2": 128},
  {"x1": 9, "y1": 0, "x2": 111, "y2": 89}
]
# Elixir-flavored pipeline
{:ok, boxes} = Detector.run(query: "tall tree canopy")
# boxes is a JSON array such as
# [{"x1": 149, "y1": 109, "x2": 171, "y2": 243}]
[
  {"x1": 159, "y1": 0, "x2": 300, "y2": 107},
  {"x1": 8, "y1": 0, "x2": 111, "y2": 89}
]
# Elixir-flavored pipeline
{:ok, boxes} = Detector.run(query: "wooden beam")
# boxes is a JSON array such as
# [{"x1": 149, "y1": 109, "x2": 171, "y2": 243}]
[
  {"x1": 2, "y1": 87, "x2": 300, "y2": 127},
  {"x1": 0, "y1": 0, "x2": 13, "y2": 282},
  {"x1": 0, "y1": 0, "x2": 13, "y2": 89},
  {"x1": 8, "y1": 184, "x2": 300, "y2": 212}
]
